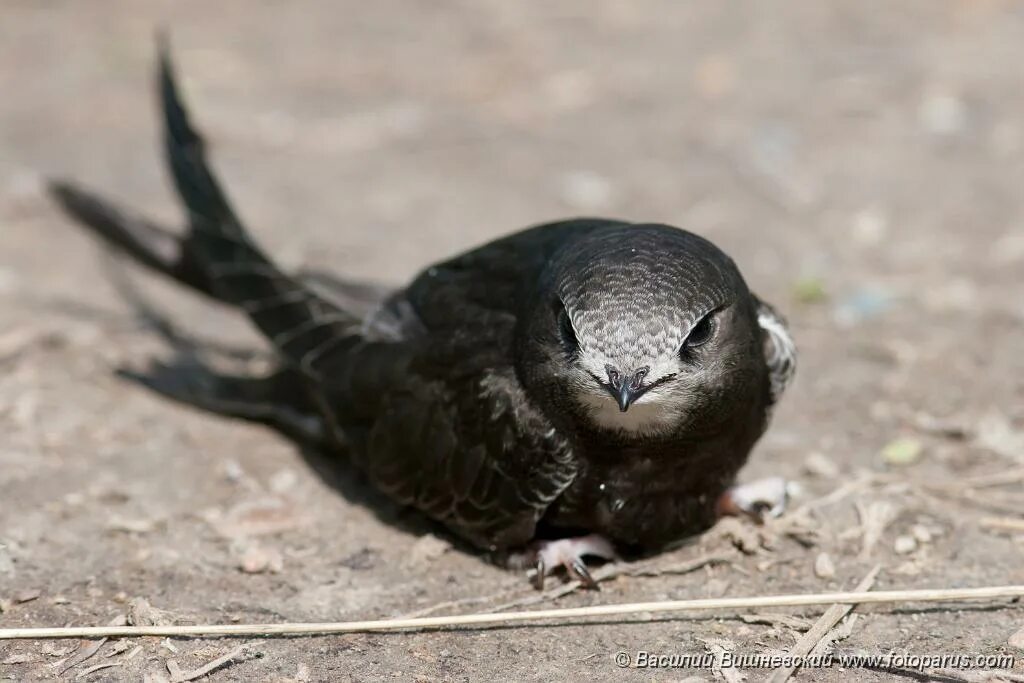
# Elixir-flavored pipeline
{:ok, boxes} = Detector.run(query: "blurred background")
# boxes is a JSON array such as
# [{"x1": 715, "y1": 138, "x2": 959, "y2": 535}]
[{"x1": 1, "y1": 2, "x2": 1023, "y2": 680}]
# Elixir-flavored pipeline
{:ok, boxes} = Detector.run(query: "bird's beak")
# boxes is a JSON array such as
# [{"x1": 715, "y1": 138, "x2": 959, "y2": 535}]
[
  {"x1": 616, "y1": 384, "x2": 637, "y2": 412},
  {"x1": 603, "y1": 365, "x2": 651, "y2": 412}
]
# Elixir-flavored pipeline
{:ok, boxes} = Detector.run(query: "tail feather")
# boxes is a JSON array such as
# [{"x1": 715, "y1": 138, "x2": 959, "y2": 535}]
[{"x1": 49, "y1": 39, "x2": 368, "y2": 381}]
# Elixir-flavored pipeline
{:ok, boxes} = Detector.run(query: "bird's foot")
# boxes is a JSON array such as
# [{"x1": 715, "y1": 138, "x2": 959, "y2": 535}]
[
  {"x1": 523, "y1": 534, "x2": 617, "y2": 591},
  {"x1": 716, "y1": 476, "x2": 789, "y2": 523}
]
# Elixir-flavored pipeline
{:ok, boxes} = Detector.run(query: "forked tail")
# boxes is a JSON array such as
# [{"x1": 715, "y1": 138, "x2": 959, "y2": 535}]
[{"x1": 50, "y1": 38, "x2": 365, "y2": 381}]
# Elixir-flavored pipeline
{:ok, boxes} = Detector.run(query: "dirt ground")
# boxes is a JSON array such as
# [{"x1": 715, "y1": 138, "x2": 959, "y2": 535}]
[{"x1": 2, "y1": 2, "x2": 1024, "y2": 681}]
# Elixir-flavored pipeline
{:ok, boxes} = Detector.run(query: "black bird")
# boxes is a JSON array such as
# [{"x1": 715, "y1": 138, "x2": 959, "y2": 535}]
[{"x1": 50, "y1": 43, "x2": 796, "y2": 588}]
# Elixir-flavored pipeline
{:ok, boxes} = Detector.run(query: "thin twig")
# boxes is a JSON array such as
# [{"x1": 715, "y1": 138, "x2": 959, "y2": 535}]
[
  {"x1": 942, "y1": 467, "x2": 1024, "y2": 490},
  {"x1": 56, "y1": 638, "x2": 107, "y2": 675},
  {"x1": 406, "y1": 552, "x2": 732, "y2": 618},
  {"x1": 979, "y1": 517, "x2": 1024, "y2": 533},
  {"x1": 792, "y1": 473, "x2": 876, "y2": 517},
  {"x1": 76, "y1": 662, "x2": 121, "y2": 679},
  {"x1": 54, "y1": 615, "x2": 126, "y2": 673},
  {"x1": 487, "y1": 552, "x2": 732, "y2": 613},
  {"x1": 935, "y1": 488, "x2": 1024, "y2": 516},
  {"x1": 167, "y1": 643, "x2": 261, "y2": 682},
  {"x1": 2, "y1": 584, "x2": 1023, "y2": 641},
  {"x1": 766, "y1": 564, "x2": 880, "y2": 683},
  {"x1": 401, "y1": 591, "x2": 520, "y2": 619}
]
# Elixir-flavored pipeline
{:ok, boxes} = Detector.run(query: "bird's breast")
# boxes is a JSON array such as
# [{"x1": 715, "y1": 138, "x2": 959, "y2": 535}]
[{"x1": 543, "y1": 437, "x2": 750, "y2": 550}]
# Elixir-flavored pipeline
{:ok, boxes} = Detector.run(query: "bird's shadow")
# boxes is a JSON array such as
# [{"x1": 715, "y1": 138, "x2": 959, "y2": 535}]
[{"x1": 102, "y1": 259, "x2": 479, "y2": 557}]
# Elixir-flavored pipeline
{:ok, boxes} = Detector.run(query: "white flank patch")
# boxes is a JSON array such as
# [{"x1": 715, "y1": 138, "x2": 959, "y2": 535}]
[{"x1": 757, "y1": 307, "x2": 797, "y2": 403}]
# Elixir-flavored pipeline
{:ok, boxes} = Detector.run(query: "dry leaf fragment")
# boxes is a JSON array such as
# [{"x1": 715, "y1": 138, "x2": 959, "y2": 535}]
[
  {"x1": 404, "y1": 534, "x2": 452, "y2": 568},
  {"x1": 714, "y1": 517, "x2": 763, "y2": 554},
  {"x1": 699, "y1": 637, "x2": 747, "y2": 683},
  {"x1": 208, "y1": 497, "x2": 311, "y2": 539},
  {"x1": 739, "y1": 613, "x2": 814, "y2": 631},
  {"x1": 238, "y1": 544, "x2": 284, "y2": 574},
  {"x1": 803, "y1": 453, "x2": 839, "y2": 478},
  {"x1": 55, "y1": 615, "x2": 126, "y2": 675},
  {"x1": 880, "y1": 437, "x2": 923, "y2": 465},
  {"x1": 856, "y1": 500, "x2": 898, "y2": 558},
  {"x1": 128, "y1": 597, "x2": 176, "y2": 626}
]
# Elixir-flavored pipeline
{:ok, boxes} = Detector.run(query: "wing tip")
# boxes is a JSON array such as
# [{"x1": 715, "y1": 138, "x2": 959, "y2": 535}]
[
  {"x1": 155, "y1": 27, "x2": 174, "y2": 81},
  {"x1": 153, "y1": 28, "x2": 200, "y2": 149},
  {"x1": 46, "y1": 178, "x2": 95, "y2": 215},
  {"x1": 155, "y1": 27, "x2": 172, "y2": 96}
]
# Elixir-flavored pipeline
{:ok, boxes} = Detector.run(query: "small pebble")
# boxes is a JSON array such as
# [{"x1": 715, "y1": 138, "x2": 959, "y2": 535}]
[
  {"x1": 222, "y1": 460, "x2": 245, "y2": 483},
  {"x1": 894, "y1": 535, "x2": 918, "y2": 555},
  {"x1": 269, "y1": 468, "x2": 299, "y2": 493},
  {"x1": 814, "y1": 552, "x2": 836, "y2": 579},
  {"x1": 851, "y1": 205, "x2": 889, "y2": 247},
  {"x1": 911, "y1": 524, "x2": 932, "y2": 544},
  {"x1": 919, "y1": 88, "x2": 967, "y2": 136},
  {"x1": 803, "y1": 452, "x2": 839, "y2": 478},
  {"x1": 239, "y1": 544, "x2": 284, "y2": 574}
]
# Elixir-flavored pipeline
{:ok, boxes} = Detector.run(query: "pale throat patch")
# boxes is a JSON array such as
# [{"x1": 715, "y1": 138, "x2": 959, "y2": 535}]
[{"x1": 577, "y1": 390, "x2": 680, "y2": 435}]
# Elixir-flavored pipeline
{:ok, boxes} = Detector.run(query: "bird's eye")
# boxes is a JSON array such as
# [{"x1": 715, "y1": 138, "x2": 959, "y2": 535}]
[
  {"x1": 684, "y1": 314, "x2": 716, "y2": 349},
  {"x1": 556, "y1": 304, "x2": 580, "y2": 356}
]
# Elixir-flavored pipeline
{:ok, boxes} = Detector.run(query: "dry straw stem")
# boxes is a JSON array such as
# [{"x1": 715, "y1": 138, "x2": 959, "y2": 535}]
[
  {"x1": 766, "y1": 564, "x2": 880, "y2": 683},
  {"x1": 979, "y1": 516, "x2": 1024, "y2": 533},
  {"x1": 2, "y1": 584, "x2": 1023, "y2": 641}
]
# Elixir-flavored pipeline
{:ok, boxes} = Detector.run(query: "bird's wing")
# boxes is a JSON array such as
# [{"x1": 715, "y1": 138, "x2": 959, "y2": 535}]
[
  {"x1": 753, "y1": 295, "x2": 797, "y2": 404},
  {"x1": 347, "y1": 357, "x2": 579, "y2": 549},
  {"x1": 339, "y1": 221, "x2": 627, "y2": 547}
]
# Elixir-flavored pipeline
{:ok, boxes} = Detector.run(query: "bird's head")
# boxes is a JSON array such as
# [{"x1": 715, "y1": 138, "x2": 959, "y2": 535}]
[{"x1": 521, "y1": 224, "x2": 764, "y2": 438}]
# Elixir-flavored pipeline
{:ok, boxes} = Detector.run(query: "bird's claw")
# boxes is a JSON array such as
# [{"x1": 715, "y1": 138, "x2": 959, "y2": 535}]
[
  {"x1": 532, "y1": 557, "x2": 546, "y2": 591},
  {"x1": 716, "y1": 476, "x2": 790, "y2": 523},
  {"x1": 526, "y1": 534, "x2": 616, "y2": 590},
  {"x1": 569, "y1": 557, "x2": 597, "y2": 589}
]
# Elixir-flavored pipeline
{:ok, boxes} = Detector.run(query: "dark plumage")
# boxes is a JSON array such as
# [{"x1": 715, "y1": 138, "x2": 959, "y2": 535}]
[{"x1": 50, "y1": 44, "x2": 796, "y2": 587}]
